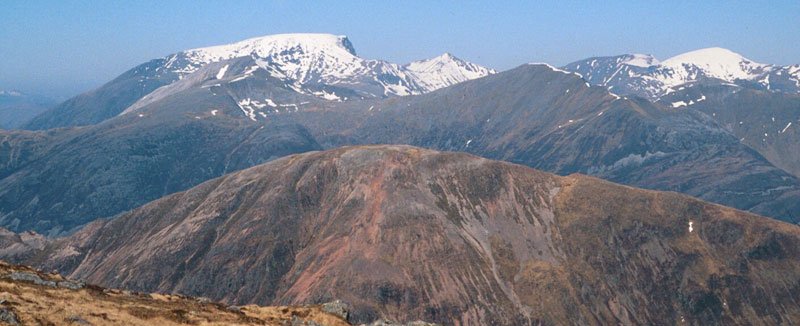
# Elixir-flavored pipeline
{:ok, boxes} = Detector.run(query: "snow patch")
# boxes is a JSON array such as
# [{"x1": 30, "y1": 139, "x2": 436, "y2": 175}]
[
  {"x1": 623, "y1": 54, "x2": 660, "y2": 67},
  {"x1": 216, "y1": 64, "x2": 229, "y2": 79},
  {"x1": 670, "y1": 95, "x2": 704, "y2": 108},
  {"x1": 0, "y1": 90, "x2": 23, "y2": 96},
  {"x1": 671, "y1": 101, "x2": 688, "y2": 108},
  {"x1": 781, "y1": 122, "x2": 792, "y2": 133},
  {"x1": 237, "y1": 98, "x2": 261, "y2": 121},
  {"x1": 313, "y1": 90, "x2": 341, "y2": 101},
  {"x1": 528, "y1": 63, "x2": 583, "y2": 77},
  {"x1": 229, "y1": 74, "x2": 250, "y2": 83}
]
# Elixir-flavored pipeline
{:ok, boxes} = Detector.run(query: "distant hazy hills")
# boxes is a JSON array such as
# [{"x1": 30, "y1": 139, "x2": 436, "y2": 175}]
[
  {"x1": 0, "y1": 90, "x2": 54, "y2": 129},
  {"x1": 562, "y1": 47, "x2": 800, "y2": 100}
]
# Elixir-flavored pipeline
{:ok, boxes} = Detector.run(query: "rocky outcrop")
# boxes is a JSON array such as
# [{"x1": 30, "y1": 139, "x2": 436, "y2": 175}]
[{"x1": 322, "y1": 300, "x2": 350, "y2": 320}]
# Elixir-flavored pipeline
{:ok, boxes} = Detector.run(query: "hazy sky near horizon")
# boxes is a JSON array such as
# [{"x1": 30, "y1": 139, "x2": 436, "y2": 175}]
[{"x1": 2, "y1": 1, "x2": 799, "y2": 98}]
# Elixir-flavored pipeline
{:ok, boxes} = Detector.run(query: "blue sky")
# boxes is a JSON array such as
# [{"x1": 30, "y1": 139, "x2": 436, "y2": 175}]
[{"x1": 1, "y1": 0, "x2": 799, "y2": 98}]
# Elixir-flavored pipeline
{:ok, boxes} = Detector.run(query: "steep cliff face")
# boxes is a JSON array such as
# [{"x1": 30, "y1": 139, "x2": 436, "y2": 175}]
[{"x1": 10, "y1": 146, "x2": 800, "y2": 325}]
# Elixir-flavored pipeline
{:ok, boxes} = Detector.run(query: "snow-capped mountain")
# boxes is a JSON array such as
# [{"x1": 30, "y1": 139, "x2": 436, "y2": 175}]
[
  {"x1": 659, "y1": 48, "x2": 768, "y2": 82},
  {"x1": 160, "y1": 33, "x2": 493, "y2": 100},
  {"x1": 563, "y1": 47, "x2": 800, "y2": 100},
  {"x1": 402, "y1": 53, "x2": 495, "y2": 92},
  {"x1": 121, "y1": 33, "x2": 495, "y2": 118},
  {"x1": 24, "y1": 33, "x2": 493, "y2": 130}
]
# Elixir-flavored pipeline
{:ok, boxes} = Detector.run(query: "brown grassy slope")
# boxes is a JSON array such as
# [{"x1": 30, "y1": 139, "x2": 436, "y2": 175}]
[
  {"x1": 550, "y1": 174, "x2": 800, "y2": 325},
  {"x1": 5, "y1": 145, "x2": 800, "y2": 325},
  {"x1": 0, "y1": 261, "x2": 349, "y2": 326}
]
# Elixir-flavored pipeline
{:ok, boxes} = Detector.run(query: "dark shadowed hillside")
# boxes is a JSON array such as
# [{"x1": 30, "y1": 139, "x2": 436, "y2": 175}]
[
  {"x1": 660, "y1": 86, "x2": 800, "y2": 179},
  {"x1": 0, "y1": 116, "x2": 320, "y2": 235}
]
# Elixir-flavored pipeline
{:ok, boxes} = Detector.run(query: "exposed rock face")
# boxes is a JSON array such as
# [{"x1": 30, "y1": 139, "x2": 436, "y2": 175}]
[
  {"x1": 322, "y1": 300, "x2": 350, "y2": 320},
  {"x1": 11, "y1": 146, "x2": 800, "y2": 325}
]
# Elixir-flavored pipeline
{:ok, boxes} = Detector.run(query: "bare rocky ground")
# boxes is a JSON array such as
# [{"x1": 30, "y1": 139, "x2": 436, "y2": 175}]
[{"x1": 0, "y1": 261, "x2": 355, "y2": 325}]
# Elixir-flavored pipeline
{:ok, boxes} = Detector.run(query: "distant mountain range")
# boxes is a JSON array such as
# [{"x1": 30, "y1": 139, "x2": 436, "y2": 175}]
[
  {"x1": 562, "y1": 47, "x2": 800, "y2": 101},
  {"x1": 23, "y1": 34, "x2": 493, "y2": 130},
  {"x1": 2, "y1": 37, "x2": 800, "y2": 235}
]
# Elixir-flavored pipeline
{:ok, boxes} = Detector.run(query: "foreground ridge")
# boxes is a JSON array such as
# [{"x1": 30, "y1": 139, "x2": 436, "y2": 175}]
[
  {"x1": 0, "y1": 259, "x2": 439, "y2": 326},
  {"x1": 0, "y1": 261, "x2": 352, "y2": 325}
]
